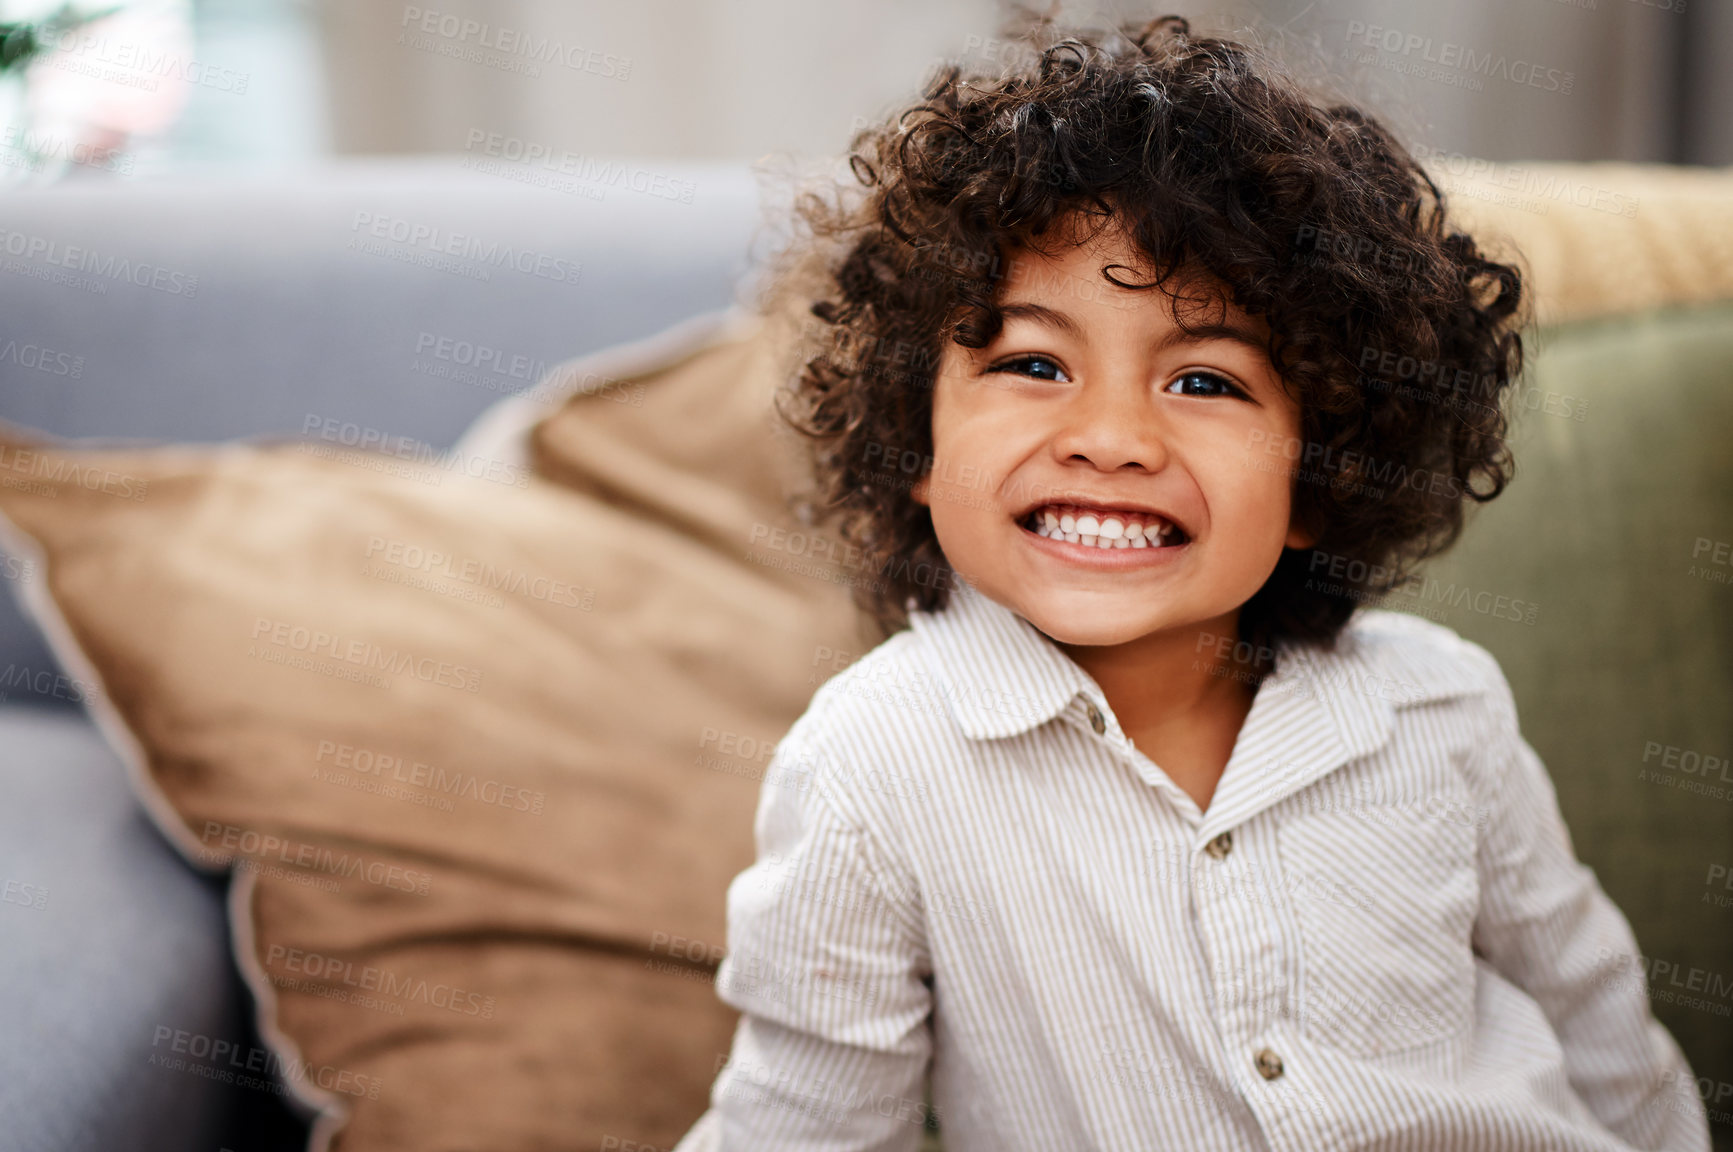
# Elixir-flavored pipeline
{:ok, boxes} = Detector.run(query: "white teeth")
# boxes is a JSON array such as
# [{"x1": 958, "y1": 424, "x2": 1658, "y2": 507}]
[
  {"x1": 1034, "y1": 505, "x2": 1174, "y2": 539},
  {"x1": 1027, "y1": 503, "x2": 1184, "y2": 550}
]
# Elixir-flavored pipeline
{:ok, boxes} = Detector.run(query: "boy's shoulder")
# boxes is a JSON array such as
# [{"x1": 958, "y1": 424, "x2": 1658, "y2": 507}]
[
  {"x1": 786, "y1": 610, "x2": 1041, "y2": 763},
  {"x1": 795, "y1": 627, "x2": 953, "y2": 740},
  {"x1": 1324, "y1": 606, "x2": 1511, "y2": 711},
  {"x1": 770, "y1": 628, "x2": 962, "y2": 826}
]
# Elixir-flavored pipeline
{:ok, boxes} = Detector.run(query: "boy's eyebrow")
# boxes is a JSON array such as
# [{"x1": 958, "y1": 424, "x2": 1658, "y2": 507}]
[
  {"x1": 997, "y1": 300, "x2": 1083, "y2": 339},
  {"x1": 996, "y1": 300, "x2": 1270, "y2": 356},
  {"x1": 1156, "y1": 322, "x2": 1272, "y2": 356}
]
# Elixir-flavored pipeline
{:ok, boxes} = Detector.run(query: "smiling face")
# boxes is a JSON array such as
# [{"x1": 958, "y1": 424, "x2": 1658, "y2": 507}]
[{"x1": 911, "y1": 213, "x2": 1316, "y2": 650}]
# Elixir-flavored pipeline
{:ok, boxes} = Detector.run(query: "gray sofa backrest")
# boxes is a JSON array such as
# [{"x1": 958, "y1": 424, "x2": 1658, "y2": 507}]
[{"x1": 0, "y1": 158, "x2": 772, "y2": 700}]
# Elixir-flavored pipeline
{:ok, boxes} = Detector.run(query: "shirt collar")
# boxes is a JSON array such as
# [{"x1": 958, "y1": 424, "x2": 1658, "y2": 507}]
[
  {"x1": 907, "y1": 579, "x2": 1098, "y2": 740},
  {"x1": 908, "y1": 579, "x2": 1486, "y2": 796}
]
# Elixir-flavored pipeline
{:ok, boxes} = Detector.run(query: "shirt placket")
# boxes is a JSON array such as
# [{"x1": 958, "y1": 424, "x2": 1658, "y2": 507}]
[
  {"x1": 1072, "y1": 687, "x2": 1335, "y2": 1151},
  {"x1": 1188, "y1": 817, "x2": 1330, "y2": 1149}
]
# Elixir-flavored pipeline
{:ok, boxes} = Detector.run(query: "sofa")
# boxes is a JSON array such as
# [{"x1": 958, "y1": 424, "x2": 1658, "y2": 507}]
[{"x1": 0, "y1": 157, "x2": 1729, "y2": 1150}]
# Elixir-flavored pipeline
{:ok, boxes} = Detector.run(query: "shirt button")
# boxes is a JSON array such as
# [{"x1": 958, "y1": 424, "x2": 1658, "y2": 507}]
[
  {"x1": 1085, "y1": 700, "x2": 1105, "y2": 735},
  {"x1": 1254, "y1": 1048, "x2": 1284, "y2": 1081},
  {"x1": 1205, "y1": 831, "x2": 1234, "y2": 860}
]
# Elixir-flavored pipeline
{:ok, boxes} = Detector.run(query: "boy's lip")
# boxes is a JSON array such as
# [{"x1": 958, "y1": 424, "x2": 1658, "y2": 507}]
[{"x1": 1016, "y1": 517, "x2": 1191, "y2": 569}]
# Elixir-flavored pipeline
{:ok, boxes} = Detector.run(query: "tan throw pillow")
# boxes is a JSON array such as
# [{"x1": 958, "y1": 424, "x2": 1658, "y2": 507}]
[
  {"x1": 0, "y1": 309, "x2": 872, "y2": 1151},
  {"x1": 1420, "y1": 160, "x2": 1733, "y2": 327}
]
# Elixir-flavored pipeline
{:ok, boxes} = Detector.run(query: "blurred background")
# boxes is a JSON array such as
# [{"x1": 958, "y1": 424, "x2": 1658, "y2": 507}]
[
  {"x1": 0, "y1": 0, "x2": 1727, "y2": 187},
  {"x1": 0, "y1": 4, "x2": 1729, "y2": 1151}
]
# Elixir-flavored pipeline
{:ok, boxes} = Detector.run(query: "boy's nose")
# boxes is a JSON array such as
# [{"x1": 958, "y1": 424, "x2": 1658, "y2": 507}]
[{"x1": 1050, "y1": 383, "x2": 1171, "y2": 474}]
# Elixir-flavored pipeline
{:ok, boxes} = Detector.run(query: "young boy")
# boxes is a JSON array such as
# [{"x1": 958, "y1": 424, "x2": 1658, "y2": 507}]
[{"x1": 676, "y1": 14, "x2": 1710, "y2": 1151}]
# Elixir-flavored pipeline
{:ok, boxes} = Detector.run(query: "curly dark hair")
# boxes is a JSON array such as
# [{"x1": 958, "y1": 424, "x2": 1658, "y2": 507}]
[{"x1": 765, "y1": 11, "x2": 1527, "y2": 660}]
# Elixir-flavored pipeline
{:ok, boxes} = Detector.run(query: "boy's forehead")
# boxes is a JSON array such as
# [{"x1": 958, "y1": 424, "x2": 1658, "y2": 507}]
[{"x1": 998, "y1": 222, "x2": 1263, "y2": 338}]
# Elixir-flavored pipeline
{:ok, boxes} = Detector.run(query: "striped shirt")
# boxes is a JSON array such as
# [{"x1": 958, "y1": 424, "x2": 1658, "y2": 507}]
[{"x1": 674, "y1": 578, "x2": 1710, "y2": 1151}]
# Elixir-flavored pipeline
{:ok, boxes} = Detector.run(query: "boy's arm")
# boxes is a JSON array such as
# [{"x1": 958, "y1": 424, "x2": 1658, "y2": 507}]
[
  {"x1": 705, "y1": 736, "x2": 934, "y2": 1151},
  {"x1": 1463, "y1": 646, "x2": 1710, "y2": 1150}
]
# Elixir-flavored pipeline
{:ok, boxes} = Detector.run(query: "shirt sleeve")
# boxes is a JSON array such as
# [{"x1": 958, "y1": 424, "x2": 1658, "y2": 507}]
[
  {"x1": 706, "y1": 722, "x2": 936, "y2": 1151},
  {"x1": 1461, "y1": 644, "x2": 1710, "y2": 1151}
]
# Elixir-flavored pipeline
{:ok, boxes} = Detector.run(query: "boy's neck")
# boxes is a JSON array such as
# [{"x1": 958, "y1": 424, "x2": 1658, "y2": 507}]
[{"x1": 1049, "y1": 614, "x2": 1258, "y2": 814}]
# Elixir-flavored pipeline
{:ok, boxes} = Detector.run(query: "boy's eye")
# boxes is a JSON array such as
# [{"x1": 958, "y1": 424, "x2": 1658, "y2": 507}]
[
  {"x1": 1165, "y1": 370, "x2": 1245, "y2": 398},
  {"x1": 987, "y1": 355, "x2": 1069, "y2": 382}
]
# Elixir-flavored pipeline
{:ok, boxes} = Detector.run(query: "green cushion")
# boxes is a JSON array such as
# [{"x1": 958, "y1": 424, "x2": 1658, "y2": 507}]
[{"x1": 1412, "y1": 300, "x2": 1733, "y2": 1117}]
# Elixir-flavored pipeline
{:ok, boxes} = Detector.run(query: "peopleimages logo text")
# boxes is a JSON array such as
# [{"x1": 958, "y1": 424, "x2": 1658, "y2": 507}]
[
  {"x1": 250, "y1": 616, "x2": 483, "y2": 693},
  {"x1": 399, "y1": 6, "x2": 632, "y2": 79},
  {"x1": 1345, "y1": 21, "x2": 1574, "y2": 94},
  {"x1": 348, "y1": 212, "x2": 582, "y2": 286},
  {"x1": 0, "y1": 227, "x2": 198, "y2": 295}
]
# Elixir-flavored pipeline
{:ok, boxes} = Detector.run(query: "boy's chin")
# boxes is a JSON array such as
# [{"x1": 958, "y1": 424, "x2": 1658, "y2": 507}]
[{"x1": 1013, "y1": 595, "x2": 1181, "y2": 649}]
